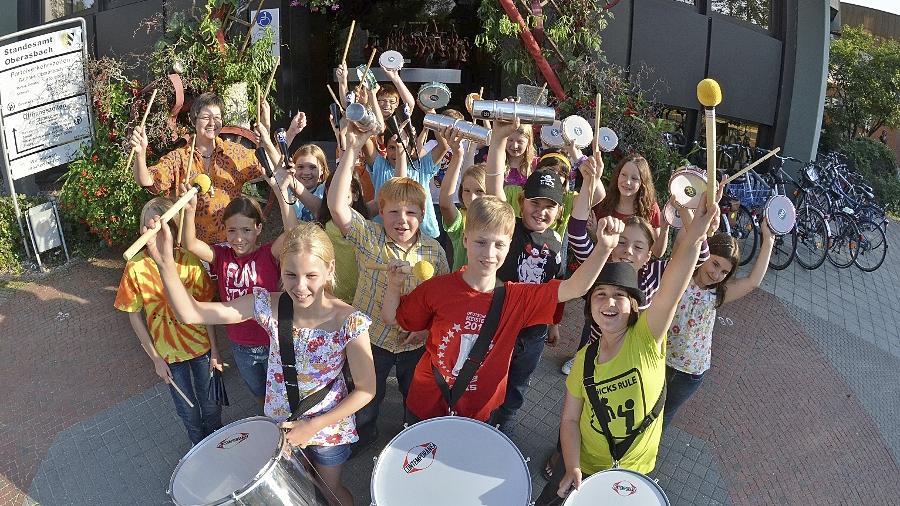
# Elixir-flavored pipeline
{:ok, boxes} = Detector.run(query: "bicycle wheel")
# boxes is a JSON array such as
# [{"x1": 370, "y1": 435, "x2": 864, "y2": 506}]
[
  {"x1": 826, "y1": 211, "x2": 860, "y2": 269},
  {"x1": 794, "y1": 208, "x2": 828, "y2": 270},
  {"x1": 721, "y1": 205, "x2": 758, "y2": 265},
  {"x1": 853, "y1": 219, "x2": 888, "y2": 272},
  {"x1": 769, "y1": 226, "x2": 797, "y2": 270}
]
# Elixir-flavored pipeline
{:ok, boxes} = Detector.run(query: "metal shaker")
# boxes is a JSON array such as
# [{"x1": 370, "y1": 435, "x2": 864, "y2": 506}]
[
  {"x1": 423, "y1": 114, "x2": 492, "y2": 145},
  {"x1": 345, "y1": 103, "x2": 377, "y2": 132},
  {"x1": 471, "y1": 100, "x2": 557, "y2": 125}
]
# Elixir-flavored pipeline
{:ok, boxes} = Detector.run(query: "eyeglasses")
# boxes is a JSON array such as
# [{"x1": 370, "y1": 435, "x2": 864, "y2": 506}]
[{"x1": 196, "y1": 115, "x2": 222, "y2": 122}]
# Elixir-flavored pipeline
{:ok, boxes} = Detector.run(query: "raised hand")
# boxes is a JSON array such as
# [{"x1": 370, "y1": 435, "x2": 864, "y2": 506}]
[
  {"x1": 595, "y1": 216, "x2": 625, "y2": 251},
  {"x1": 130, "y1": 126, "x2": 148, "y2": 157},
  {"x1": 287, "y1": 111, "x2": 307, "y2": 138},
  {"x1": 142, "y1": 215, "x2": 175, "y2": 266}
]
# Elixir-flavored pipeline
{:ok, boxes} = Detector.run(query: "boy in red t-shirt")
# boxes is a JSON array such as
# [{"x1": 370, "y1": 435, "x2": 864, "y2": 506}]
[{"x1": 382, "y1": 196, "x2": 624, "y2": 422}]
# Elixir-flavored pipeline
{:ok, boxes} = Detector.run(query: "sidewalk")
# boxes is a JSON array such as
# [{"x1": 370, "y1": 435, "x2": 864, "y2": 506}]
[{"x1": 1, "y1": 223, "x2": 898, "y2": 505}]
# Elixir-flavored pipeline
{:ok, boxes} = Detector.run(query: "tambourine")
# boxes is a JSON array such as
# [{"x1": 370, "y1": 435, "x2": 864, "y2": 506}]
[
  {"x1": 668, "y1": 166, "x2": 707, "y2": 209},
  {"x1": 355, "y1": 64, "x2": 377, "y2": 90},
  {"x1": 663, "y1": 199, "x2": 683, "y2": 229},
  {"x1": 540, "y1": 121, "x2": 565, "y2": 148},
  {"x1": 418, "y1": 82, "x2": 451, "y2": 109},
  {"x1": 561, "y1": 115, "x2": 593, "y2": 149},
  {"x1": 379, "y1": 50, "x2": 404, "y2": 71},
  {"x1": 596, "y1": 127, "x2": 619, "y2": 152},
  {"x1": 763, "y1": 194, "x2": 796, "y2": 235}
]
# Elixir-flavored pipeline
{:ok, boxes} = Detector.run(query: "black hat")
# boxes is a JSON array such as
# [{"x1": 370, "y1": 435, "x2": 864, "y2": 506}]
[
  {"x1": 523, "y1": 168, "x2": 565, "y2": 207},
  {"x1": 591, "y1": 262, "x2": 647, "y2": 307}
]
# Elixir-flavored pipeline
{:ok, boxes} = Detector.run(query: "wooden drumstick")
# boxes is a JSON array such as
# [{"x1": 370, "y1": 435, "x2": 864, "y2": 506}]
[
  {"x1": 592, "y1": 92, "x2": 601, "y2": 154},
  {"x1": 719, "y1": 147, "x2": 781, "y2": 186},
  {"x1": 169, "y1": 380, "x2": 194, "y2": 408},
  {"x1": 256, "y1": 83, "x2": 262, "y2": 125},
  {"x1": 364, "y1": 260, "x2": 435, "y2": 281},
  {"x1": 697, "y1": 79, "x2": 722, "y2": 208},
  {"x1": 341, "y1": 20, "x2": 356, "y2": 65},
  {"x1": 533, "y1": 82, "x2": 547, "y2": 105},
  {"x1": 124, "y1": 88, "x2": 159, "y2": 172},
  {"x1": 262, "y1": 56, "x2": 281, "y2": 101},
  {"x1": 123, "y1": 175, "x2": 212, "y2": 260},
  {"x1": 177, "y1": 135, "x2": 197, "y2": 246},
  {"x1": 478, "y1": 86, "x2": 484, "y2": 97},
  {"x1": 326, "y1": 84, "x2": 345, "y2": 113},
  {"x1": 361, "y1": 48, "x2": 377, "y2": 87}
]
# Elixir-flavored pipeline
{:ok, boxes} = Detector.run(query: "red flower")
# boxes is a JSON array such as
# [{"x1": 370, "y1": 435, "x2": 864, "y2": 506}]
[
  {"x1": 91, "y1": 154, "x2": 99, "y2": 162},
  {"x1": 326, "y1": 433, "x2": 342, "y2": 444},
  {"x1": 81, "y1": 170, "x2": 88, "y2": 177},
  {"x1": 274, "y1": 372, "x2": 284, "y2": 383}
]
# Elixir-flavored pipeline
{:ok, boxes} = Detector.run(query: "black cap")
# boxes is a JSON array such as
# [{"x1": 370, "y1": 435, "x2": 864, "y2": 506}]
[
  {"x1": 523, "y1": 168, "x2": 565, "y2": 207},
  {"x1": 592, "y1": 262, "x2": 647, "y2": 307}
]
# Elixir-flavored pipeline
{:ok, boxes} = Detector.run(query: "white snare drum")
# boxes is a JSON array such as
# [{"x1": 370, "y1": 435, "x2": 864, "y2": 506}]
[
  {"x1": 168, "y1": 417, "x2": 323, "y2": 506},
  {"x1": 597, "y1": 126, "x2": 619, "y2": 152},
  {"x1": 562, "y1": 115, "x2": 593, "y2": 148},
  {"x1": 540, "y1": 120, "x2": 565, "y2": 148},
  {"x1": 663, "y1": 199, "x2": 683, "y2": 229},
  {"x1": 418, "y1": 82, "x2": 452, "y2": 109},
  {"x1": 356, "y1": 64, "x2": 377, "y2": 89},
  {"x1": 563, "y1": 468, "x2": 669, "y2": 506},
  {"x1": 370, "y1": 416, "x2": 532, "y2": 505},
  {"x1": 668, "y1": 166, "x2": 708, "y2": 209},
  {"x1": 379, "y1": 50, "x2": 405, "y2": 71},
  {"x1": 764, "y1": 194, "x2": 796, "y2": 235}
]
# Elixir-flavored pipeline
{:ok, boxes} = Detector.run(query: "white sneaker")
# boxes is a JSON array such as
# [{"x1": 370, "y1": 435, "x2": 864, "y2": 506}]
[{"x1": 561, "y1": 357, "x2": 575, "y2": 375}]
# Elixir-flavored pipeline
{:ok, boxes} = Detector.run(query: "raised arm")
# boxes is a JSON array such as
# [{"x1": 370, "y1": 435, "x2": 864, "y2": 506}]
[
  {"x1": 566, "y1": 154, "x2": 603, "y2": 264},
  {"x1": 430, "y1": 123, "x2": 451, "y2": 165},
  {"x1": 723, "y1": 219, "x2": 774, "y2": 304},
  {"x1": 336, "y1": 62, "x2": 350, "y2": 108},
  {"x1": 129, "y1": 126, "x2": 154, "y2": 187},
  {"x1": 270, "y1": 172, "x2": 300, "y2": 260},
  {"x1": 383, "y1": 68, "x2": 416, "y2": 115},
  {"x1": 180, "y1": 188, "x2": 214, "y2": 263},
  {"x1": 485, "y1": 119, "x2": 521, "y2": 200},
  {"x1": 651, "y1": 222, "x2": 670, "y2": 259},
  {"x1": 328, "y1": 123, "x2": 369, "y2": 235},
  {"x1": 439, "y1": 126, "x2": 465, "y2": 224},
  {"x1": 644, "y1": 190, "x2": 719, "y2": 343},
  {"x1": 144, "y1": 217, "x2": 256, "y2": 325},
  {"x1": 284, "y1": 111, "x2": 307, "y2": 150},
  {"x1": 557, "y1": 217, "x2": 623, "y2": 302}
]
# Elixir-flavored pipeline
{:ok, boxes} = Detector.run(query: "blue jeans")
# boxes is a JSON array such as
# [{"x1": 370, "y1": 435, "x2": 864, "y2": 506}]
[
  {"x1": 662, "y1": 366, "x2": 706, "y2": 428},
  {"x1": 354, "y1": 344, "x2": 425, "y2": 442},
  {"x1": 493, "y1": 324, "x2": 548, "y2": 435},
  {"x1": 231, "y1": 343, "x2": 269, "y2": 398},
  {"x1": 300, "y1": 443, "x2": 351, "y2": 467},
  {"x1": 168, "y1": 352, "x2": 223, "y2": 445}
]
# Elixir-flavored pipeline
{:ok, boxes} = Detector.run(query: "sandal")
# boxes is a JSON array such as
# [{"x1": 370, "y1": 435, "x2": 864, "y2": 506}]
[{"x1": 542, "y1": 452, "x2": 559, "y2": 480}]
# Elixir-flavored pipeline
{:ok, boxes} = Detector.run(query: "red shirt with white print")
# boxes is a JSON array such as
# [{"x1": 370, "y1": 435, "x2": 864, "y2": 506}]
[
  {"x1": 212, "y1": 242, "x2": 281, "y2": 346},
  {"x1": 397, "y1": 269, "x2": 560, "y2": 421}
]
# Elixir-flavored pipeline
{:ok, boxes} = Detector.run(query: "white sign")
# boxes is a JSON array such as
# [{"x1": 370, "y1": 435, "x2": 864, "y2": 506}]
[
  {"x1": 0, "y1": 25, "x2": 91, "y2": 180},
  {"x1": 251, "y1": 8, "x2": 280, "y2": 59}
]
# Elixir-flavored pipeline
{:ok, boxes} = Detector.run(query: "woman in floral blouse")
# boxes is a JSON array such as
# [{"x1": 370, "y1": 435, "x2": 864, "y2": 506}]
[
  {"x1": 663, "y1": 224, "x2": 775, "y2": 427},
  {"x1": 144, "y1": 219, "x2": 375, "y2": 506}
]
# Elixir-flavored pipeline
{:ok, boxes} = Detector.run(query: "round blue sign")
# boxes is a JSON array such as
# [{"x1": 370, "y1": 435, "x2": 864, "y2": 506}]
[{"x1": 257, "y1": 11, "x2": 273, "y2": 27}]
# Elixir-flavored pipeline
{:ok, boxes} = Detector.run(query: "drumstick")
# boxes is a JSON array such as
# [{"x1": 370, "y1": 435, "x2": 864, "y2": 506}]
[
  {"x1": 592, "y1": 92, "x2": 601, "y2": 154},
  {"x1": 720, "y1": 147, "x2": 782, "y2": 186},
  {"x1": 124, "y1": 88, "x2": 159, "y2": 173},
  {"x1": 169, "y1": 380, "x2": 194, "y2": 408},
  {"x1": 262, "y1": 56, "x2": 281, "y2": 100},
  {"x1": 478, "y1": 86, "x2": 484, "y2": 97},
  {"x1": 341, "y1": 20, "x2": 356, "y2": 65},
  {"x1": 697, "y1": 79, "x2": 722, "y2": 208},
  {"x1": 533, "y1": 82, "x2": 547, "y2": 105},
  {"x1": 326, "y1": 84, "x2": 345, "y2": 113},
  {"x1": 178, "y1": 135, "x2": 197, "y2": 246},
  {"x1": 256, "y1": 83, "x2": 262, "y2": 125},
  {"x1": 361, "y1": 48, "x2": 377, "y2": 87},
  {"x1": 363, "y1": 260, "x2": 435, "y2": 281}
]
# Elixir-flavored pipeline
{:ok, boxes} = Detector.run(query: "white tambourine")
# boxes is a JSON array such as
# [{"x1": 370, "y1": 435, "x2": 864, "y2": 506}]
[{"x1": 596, "y1": 127, "x2": 619, "y2": 152}]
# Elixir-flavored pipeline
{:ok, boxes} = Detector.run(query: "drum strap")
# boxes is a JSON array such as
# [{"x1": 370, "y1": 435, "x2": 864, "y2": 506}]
[
  {"x1": 432, "y1": 285, "x2": 506, "y2": 413},
  {"x1": 582, "y1": 338, "x2": 666, "y2": 463},
  {"x1": 277, "y1": 293, "x2": 350, "y2": 422}
]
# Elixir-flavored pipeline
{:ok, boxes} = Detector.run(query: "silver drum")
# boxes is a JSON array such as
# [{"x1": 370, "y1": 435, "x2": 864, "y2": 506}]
[
  {"x1": 168, "y1": 417, "x2": 325, "y2": 506},
  {"x1": 472, "y1": 99, "x2": 556, "y2": 125},
  {"x1": 423, "y1": 114, "x2": 492, "y2": 144}
]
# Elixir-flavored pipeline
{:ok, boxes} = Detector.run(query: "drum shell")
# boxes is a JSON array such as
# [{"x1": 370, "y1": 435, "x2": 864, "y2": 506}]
[
  {"x1": 668, "y1": 167, "x2": 708, "y2": 209},
  {"x1": 596, "y1": 127, "x2": 619, "y2": 152},
  {"x1": 664, "y1": 199, "x2": 683, "y2": 229},
  {"x1": 345, "y1": 103, "x2": 377, "y2": 132},
  {"x1": 540, "y1": 121, "x2": 565, "y2": 148},
  {"x1": 418, "y1": 82, "x2": 451, "y2": 109},
  {"x1": 472, "y1": 100, "x2": 556, "y2": 125},
  {"x1": 561, "y1": 115, "x2": 593, "y2": 148},
  {"x1": 379, "y1": 50, "x2": 404, "y2": 71},
  {"x1": 423, "y1": 114, "x2": 492, "y2": 144},
  {"x1": 764, "y1": 195, "x2": 796, "y2": 235},
  {"x1": 168, "y1": 417, "x2": 325, "y2": 506},
  {"x1": 563, "y1": 468, "x2": 669, "y2": 506}
]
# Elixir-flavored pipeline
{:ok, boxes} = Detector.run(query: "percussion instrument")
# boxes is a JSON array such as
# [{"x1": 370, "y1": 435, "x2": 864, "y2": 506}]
[
  {"x1": 472, "y1": 100, "x2": 556, "y2": 125},
  {"x1": 355, "y1": 64, "x2": 377, "y2": 90},
  {"x1": 668, "y1": 166, "x2": 707, "y2": 209},
  {"x1": 168, "y1": 417, "x2": 324, "y2": 506},
  {"x1": 561, "y1": 115, "x2": 593, "y2": 149},
  {"x1": 345, "y1": 103, "x2": 378, "y2": 132},
  {"x1": 663, "y1": 199, "x2": 683, "y2": 229},
  {"x1": 540, "y1": 120, "x2": 565, "y2": 148},
  {"x1": 563, "y1": 468, "x2": 669, "y2": 505},
  {"x1": 379, "y1": 50, "x2": 405, "y2": 71},
  {"x1": 596, "y1": 127, "x2": 619, "y2": 152},
  {"x1": 763, "y1": 194, "x2": 796, "y2": 235},
  {"x1": 370, "y1": 416, "x2": 531, "y2": 505},
  {"x1": 423, "y1": 114, "x2": 492, "y2": 145},
  {"x1": 418, "y1": 82, "x2": 452, "y2": 109}
]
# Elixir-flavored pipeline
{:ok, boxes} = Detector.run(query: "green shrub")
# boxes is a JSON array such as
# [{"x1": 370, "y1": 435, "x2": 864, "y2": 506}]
[
  {"x1": 0, "y1": 195, "x2": 47, "y2": 273},
  {"x1": 839, "y1": 137, "x2": 900, "y2": 214}
]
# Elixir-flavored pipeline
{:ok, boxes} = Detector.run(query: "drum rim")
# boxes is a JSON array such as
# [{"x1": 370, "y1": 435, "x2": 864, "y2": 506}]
[
  {"x1": 563, "y1": 467, "x2": 670, "y2": 505},
  {"x1": 562, "y1": 115, "x2": 593, "y2": 148},
  {"x1": 663, "y1": 199, "x2": 682, "y2": 228},
  {"x1": 369, "y1": 415, "x2": 532, "y2": 504},
  {"x1": 764, "y1": 195, "x2": 796, "y2": 235},
  {"x1": 168, "y1": 416, "x2": 286, "y2": 506},
  {"x1": 596, "y1": 127, "x2": 619, "y2": 152},
  {"x1": 418, "y1": 82, "x2": 451, "y2": 108},
  {"x1": 541, "y1": 121, "x2": 565, "y2": 147},
  {"x1": 380, "y1": 50, "x2": 404, "y2": 70},
  {"x1": 668, "y1": 167, "x2": 707, "y2": 184}
]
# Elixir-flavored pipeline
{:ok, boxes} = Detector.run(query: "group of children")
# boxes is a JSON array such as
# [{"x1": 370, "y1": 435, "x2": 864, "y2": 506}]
[{"x1": 116, "y1": 61, "x2": 777, "y2": 505}]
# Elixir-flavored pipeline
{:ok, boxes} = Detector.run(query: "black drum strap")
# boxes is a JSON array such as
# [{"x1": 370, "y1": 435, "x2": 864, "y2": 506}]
[
  {"x1": 433, "y1": 285, "x2": 506, "y2": 413},
  {"x1": 582, "y1": 338, "x2": 666, "y2": 462}
]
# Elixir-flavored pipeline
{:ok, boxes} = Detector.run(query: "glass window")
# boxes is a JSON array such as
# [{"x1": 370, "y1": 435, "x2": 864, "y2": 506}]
[
  {"x1": 43, "y1": 0, "x2": 95, "y2": 22},
  {"x1": 711, "y1": 0, "x2": 770, "y2": 30}
]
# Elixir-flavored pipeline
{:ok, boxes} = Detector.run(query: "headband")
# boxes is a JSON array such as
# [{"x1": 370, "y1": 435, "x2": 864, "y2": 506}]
[{"x1": 538, "y1": 152, "x2": 572, "y2": 170}]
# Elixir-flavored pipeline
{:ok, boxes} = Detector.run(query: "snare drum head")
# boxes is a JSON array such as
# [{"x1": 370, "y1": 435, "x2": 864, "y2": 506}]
[
  {"x1": 764, "y1": 195, "x2": 796, "y2": 235},
  {"x1": 562, "y1": 115, "x2": 593, "y2": 148},
  {"x1": 355, "y1": 64, "x2": 376, "y2": 88},
  {"x1": 668, "y1": 169, "x2": 707, "y2": 209},
  {"x1": 563, "y1": 469, "x2": 669, "y2": 506},
  {"x1": 664, "y1": 199, "x2": 683, "y2": 229},
  {"x1": 169, "y1": 417, "x2": 282, "y2": 505},
  {"x1": 379, "y1": 50, "x2": 404, "y2": 71},
  {"x1": 540, "y1": 120, "x2": 565, "y2": 148},
  {"x1": 371, "y1": 416, "x2": 531, "y2": 506},
  {"x1": 597, "y1": 127, "x2": 619, "y2": 152},
  {"x1": 418, "y1": 82, "x2": 451, "y2": 109}
]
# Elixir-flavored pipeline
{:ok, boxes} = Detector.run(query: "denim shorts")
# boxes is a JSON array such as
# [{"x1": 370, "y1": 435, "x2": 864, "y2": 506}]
[
  {"x1": 230, "y1": 343, "x2": 269, "y2": 397},
  {"x1": 302, "y1": 443, "x2": 351, "y2": 467}
]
